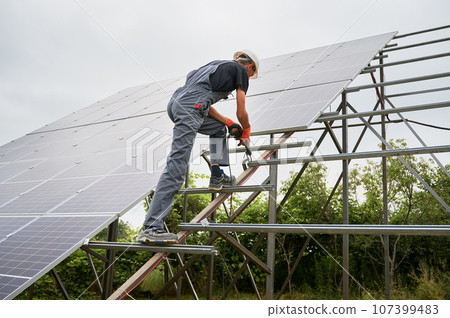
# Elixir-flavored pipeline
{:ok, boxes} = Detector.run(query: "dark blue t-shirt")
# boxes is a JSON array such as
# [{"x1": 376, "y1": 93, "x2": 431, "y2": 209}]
[{"x1": 209, "y1": 61, "x2": 249, "y2": 94}]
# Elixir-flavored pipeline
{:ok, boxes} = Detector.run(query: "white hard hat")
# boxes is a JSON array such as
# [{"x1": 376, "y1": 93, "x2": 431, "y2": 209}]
[{"x1": 233, "y1": 49, "x2": 259, "y2": 79}]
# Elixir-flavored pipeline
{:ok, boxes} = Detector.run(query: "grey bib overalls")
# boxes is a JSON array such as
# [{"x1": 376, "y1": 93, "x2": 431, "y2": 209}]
[{"x1": 144, "y1": 60, "x2": 233, "y2": 229}]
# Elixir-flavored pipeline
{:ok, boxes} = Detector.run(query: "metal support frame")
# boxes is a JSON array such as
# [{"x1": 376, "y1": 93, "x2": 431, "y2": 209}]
[
  {"x1": 249, "y1": 145, "x2": 450, "y2": 166},
  {"x1": 179, "y1": 165, "x2": 189, "y2": 299},
  {"x1": 344, "y1": 72, "x2": 450, "y2": 93},
  {"x1": 87, "y1": 241, "x2": 218, "y2": 255},
  {"x1": 104, "y1": 25, "x2": 450, "y2": 301},
  {"x1": 50, "y1": 268, "x2": 70, "y2": 300},
  {"x1": 203, "y1": 141, "x2": 312, "y2": 155},
  {"x1": 101, "y1": 219, "x2": 118, "y2": 299},
  {"x1": 342, "y1": 93, "x2": 350, "y2": 299},
  {"x1": 347, "y1": 104, "x2": 450, "y2": 212},
  {"x1": 380, "y1": 55, "x2": 391, "y2": 300},
  {"x1": 178, "y1": 184, "x2": 274, "y2": 194},
  {"x1": 86, "y1": 251, "x2": 103, "y2": 294},
  {"x1": 364, "y1": 52, "x2": 450, "y2": 70},
  {"x1": 266, "y1": 134, "x2": 278, "y2": 299},
  {"x1": 178, "y1": 224, "x2": 450, "y2": 236},
  {"x1": 275, "y1": 101, "x2": 383, "y2": 299},
  {"x1": 317, "y1": 100, "x2": 450, "y2": 121}
]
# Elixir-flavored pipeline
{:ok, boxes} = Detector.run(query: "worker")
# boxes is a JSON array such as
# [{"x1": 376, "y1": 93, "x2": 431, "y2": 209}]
[{"x1": 138, "y1": 50, "x2": 259, "y2": 244}]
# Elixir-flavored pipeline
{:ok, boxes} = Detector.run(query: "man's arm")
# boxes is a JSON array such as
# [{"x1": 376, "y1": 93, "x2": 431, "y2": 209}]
[
  {"x1": 207, "y1": 105, "x2": 227, "y2": 124},
  {"x1": 207, "y1": 86, "x2": 249, "y2": 128},
  {"x1": 235, "y1": 87, "x2": 250, "y2": 129},
  {"x1": 207, "y1": 86, "x2": 250, "y2": 145}
]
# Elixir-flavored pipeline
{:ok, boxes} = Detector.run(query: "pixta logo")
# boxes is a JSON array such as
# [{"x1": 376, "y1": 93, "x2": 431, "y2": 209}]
[{"x1": 126, "y1": 127, "x2": 172, "y2": 173}]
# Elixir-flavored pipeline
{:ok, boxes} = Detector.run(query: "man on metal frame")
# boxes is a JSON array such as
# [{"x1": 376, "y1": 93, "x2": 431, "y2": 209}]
[{"x1": 138, "y1": 50, "x2": 259, "y2": 244}]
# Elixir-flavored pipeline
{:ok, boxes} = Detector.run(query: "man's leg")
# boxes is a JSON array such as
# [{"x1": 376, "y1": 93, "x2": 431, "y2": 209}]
[
  {"x1": 139, "y1": 103, "x2": 202, "y2": 243},
  {"x1": 144, "y1": 122, "x2": 198, "y2": 229}
]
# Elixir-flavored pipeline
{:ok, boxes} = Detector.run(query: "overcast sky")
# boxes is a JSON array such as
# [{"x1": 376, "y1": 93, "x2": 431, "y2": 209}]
[{"x1": 1, "y1": 0, "x2": 449, "y2": 146}]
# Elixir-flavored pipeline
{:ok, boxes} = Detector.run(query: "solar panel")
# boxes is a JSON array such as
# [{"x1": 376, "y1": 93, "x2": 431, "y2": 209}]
[
  {"x1": 0, "y1": 160, "x2": 46, "y2": 183},
  {"x1": 0, "y1": 276, "x2": 29, "y2": 300},
  {"x1": 0, "y1": 215, "x2": 115, "y2": 299},
  {"x1": 51, "y1": 173, "x2": 160, "y2": 215},
  {"x1": 216, "y1": 32, "x2": 396, "y2": 134},
  {"x1": 0, "y1": 217, "x2": 34, "y2": 239},
  {"x1": 0, "y1": 32, "x2": 396, "y2": 299},
  {"x1": 0, "y1": 182, "x2": 42, "y2": 207},
  {"x1": 0, "y1": 177, "x2": 98, "y2": 215}
]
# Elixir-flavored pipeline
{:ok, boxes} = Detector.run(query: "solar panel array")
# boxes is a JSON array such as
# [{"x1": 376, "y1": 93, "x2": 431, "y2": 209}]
[{"x1": 0, "y1": 32, "x2": 395, "y2": 299}]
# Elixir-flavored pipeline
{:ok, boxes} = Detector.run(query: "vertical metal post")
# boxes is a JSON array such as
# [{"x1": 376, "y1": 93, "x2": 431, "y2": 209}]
[
  {"x1": 177, "y1": 165, "x2": 190, "y2": 299},
  {"x1": 342, "y1": 93, "x2": 350, "y2": 299},
  {"x1": 102, "y1": 219, "x2": 118, "y2": 299},
  {"x1": 200, "y1": 156, "x2": 216, "y2": 300},
  {"x1": 266, "y1": 134, "x2": 278, "y2": 299},
  {"x1": 86, "y1": 251, "x2": 103, "y2": 294},
  {"x1": 206, "y1": 253, "x2": 214, "y2": 299},
  {"x1": 206, "y1": 190, "x2": 217, "y2": 299},
  {"x1": 51, "y1": 268, "x2": 71, "y2": 300},
  {"x1": 380, "y1": 55, "x2": 390, "y2": 300},
  {"x1": 27, "y1": 283, "x2": 35, "y2": 300}
]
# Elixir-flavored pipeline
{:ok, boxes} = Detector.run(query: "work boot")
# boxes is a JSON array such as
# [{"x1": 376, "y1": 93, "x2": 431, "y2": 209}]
[
  {"x1": 208, "y1": 170, "x2": 236, "y2": 191},
  {"x1": 137, "y1": 227, "x2": 178, "y2": 244}
]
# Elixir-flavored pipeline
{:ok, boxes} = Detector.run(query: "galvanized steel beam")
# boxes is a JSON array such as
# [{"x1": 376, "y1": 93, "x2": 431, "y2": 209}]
[
  {"x1": 87, "y1": 241, "x2": 219, "y2": 255},
  {"x1": 317, "y1": 101, "x2": 450, "y2": 121},
  {"x1": 248, "y1": 145, "x2": 450, "y2": 166},
  {"x1": 178, "y1": 223, "x2": 450, "y2": 236}
]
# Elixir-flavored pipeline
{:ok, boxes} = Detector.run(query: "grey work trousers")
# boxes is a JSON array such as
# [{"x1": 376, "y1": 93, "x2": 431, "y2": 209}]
[{"x1": 143, "y1": 100, "x2": 229, "y2": 229}]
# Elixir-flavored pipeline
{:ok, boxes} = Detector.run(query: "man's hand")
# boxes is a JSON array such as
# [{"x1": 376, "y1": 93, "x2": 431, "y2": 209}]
[
  {"x1": 225, "y1": 118, "x2": 243, "y2": 138},
  {"x1": 238, "y1": 126, "x2": 251, "y2": 147}
]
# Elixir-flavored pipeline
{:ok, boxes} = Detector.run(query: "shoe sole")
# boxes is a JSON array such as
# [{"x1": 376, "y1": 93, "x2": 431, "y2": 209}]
[
  {"x1": 209, "y1": 178, "x2": 236, "y2": 191},
  {"x1": 208, "y1": 185, "x2": 223, "y2": 191},
  {"x1": 138, "y1": 237, "x2": 178, "y2": 244}
]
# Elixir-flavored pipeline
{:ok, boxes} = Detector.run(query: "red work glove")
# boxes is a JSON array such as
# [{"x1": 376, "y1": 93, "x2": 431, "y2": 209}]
[
  {"x1": 224, "y1": 118, "x2": 243, "y2": 138},
  {"x1": 224, "y1": 118, "x2": 236, "y2": 127},
  {"x1": 238, "y1": 126, "x2": 251, "y2": 147}
]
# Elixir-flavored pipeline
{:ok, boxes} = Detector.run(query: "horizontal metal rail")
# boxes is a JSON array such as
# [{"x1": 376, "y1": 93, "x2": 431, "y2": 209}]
[
  {"x1": 394, "y1": 25, "x2": 450, "y2": 39},
  {"x1": 365, "y1": 52, "x2": 450, "y2": 70},
  {"x1": 86, "y1": 241, "x2": 219, "y2": 255},
  {"x1": 247, "y1": 145, "x2": 450, "y2": 166},
  {"x1": 179, "y1": 223, "x2": 450, "y2": 236},
  {"x1": 373, "y1": 54, "x2": 389, "y2": 60},
  {"x1": 386, "y1": 86, "x2": 450, "y2": 98},
  {"x1": 344, "y1": 72, "x2": 450, "y2": 93},
  {"x1": 317, "y1": 101, "x2": 450, "y2": 122},
  {"x1": 383, "y1": 37, "x2": 450, "y2": 52},
  {"x1": 384, "y1": 43, "x2": 398, "y2": 48},
  {"x1": 178, "y1": 184, "x2": 274, "y2": 195},
  {"x1": 202, "y1": 141, "x2": 311, "y2": 155}
]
